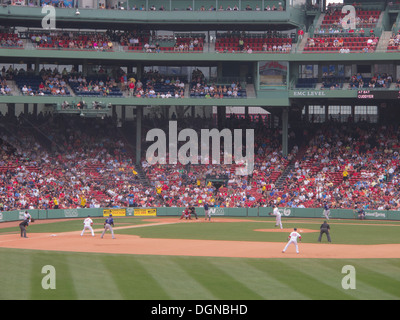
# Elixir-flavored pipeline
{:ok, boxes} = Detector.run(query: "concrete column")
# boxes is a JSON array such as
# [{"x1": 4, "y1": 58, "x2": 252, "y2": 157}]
[
  {"x1": 136, "y1": 106, "x2": 143, "y2": 165},
  {"x1": 282, "y1": 107, "x2": 288, "y2": 157}
]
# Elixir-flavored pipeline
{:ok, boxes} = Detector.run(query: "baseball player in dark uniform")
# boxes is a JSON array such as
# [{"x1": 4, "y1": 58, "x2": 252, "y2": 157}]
[
  {"x1": 189, "y1": 204, "x2": 198, "y2": 220},
  {"x1": 204, "y1": 203, "x2": 210, "y2": 221},
  {"x1": 357, "y1": 208, "x2": 366, "y2": 220},
  {"x1": 323, "y1": 202, "x2": 330, "y2": 220},
  {"x1": 318, "y1": 220, "x2": 331, "y2": 242},
  {"x1": 101, "y1": 214, "x2": 115, "y2": 239},
  {"x1": 19, "y1": 217, "x2": 34, "y2": 238}
]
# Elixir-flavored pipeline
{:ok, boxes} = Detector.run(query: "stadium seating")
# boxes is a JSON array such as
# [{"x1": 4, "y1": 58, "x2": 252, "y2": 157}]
[
  {"x1": 295, "y1": 78, "x2": 318, "y2": 89},
  {"x1": 387, "y1": 32, "x2": 400, "y2": 52},
  {"x1": 1, "y1": 110, "x2": 399, "y2": 211},
  {"x1": 303, "y1": 36, "x2": 377, "y2": 52},
  {"x1": 1, "y1": 3, "x2": 400, "y2": 213},
  {"x1": 29, "y1": 31, "x2": 114, "y2": 51},
  {"x1": 68, "y1": 75, "x2": 123, "y2": 97},
  {"x1": 321, "y1": 9, "x2": 380, "y2": 29},
  {"x1": 215, "y1": 32, "x2": 292, "y2": 53},
  {"x1": 14, "y1": 74, "x2": 71, "y2": 96},
  {"x1": 0, "y1": 32, "x2": 23, "y2": 48},
  {"x1": 127, "y1": 72, "x2": 186, "y2": 98}
]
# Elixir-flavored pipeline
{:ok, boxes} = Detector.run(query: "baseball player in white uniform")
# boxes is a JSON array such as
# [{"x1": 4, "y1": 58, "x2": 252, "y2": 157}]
[
  {"x1": 81, "y1": 215, "x2": 95, "y2": 236},
  {"x1": 271, "y1": 205, "x2": 282, "y2": 229},
  {"x1": 282, "y1": 228, "x2": 301, "y2": 254},
  {"x1": 23, "y1": 211, "x2": 31, "y2": 223}
]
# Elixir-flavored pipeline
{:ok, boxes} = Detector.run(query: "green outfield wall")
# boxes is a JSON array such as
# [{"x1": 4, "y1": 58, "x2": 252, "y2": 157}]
[{"x1": 0, "y1": 206, "x2": 399, "y2": 222}]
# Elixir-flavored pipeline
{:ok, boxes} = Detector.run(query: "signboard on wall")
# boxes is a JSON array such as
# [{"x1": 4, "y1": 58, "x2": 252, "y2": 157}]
[
  {"x1": 134, "y1": 208, "x2": 157, "y2": 216},
  {"x1": 103, "y1": 208, "x2": 126, "y2": 217}
]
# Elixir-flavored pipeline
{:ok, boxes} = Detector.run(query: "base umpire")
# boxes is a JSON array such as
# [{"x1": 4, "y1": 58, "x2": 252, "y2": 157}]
[
  {"x1": 318, "y1": 220, "x2": 331, "y2": 242},
  {"x1": 19, "y1": 218, "x2": 35, "y2": 238}
]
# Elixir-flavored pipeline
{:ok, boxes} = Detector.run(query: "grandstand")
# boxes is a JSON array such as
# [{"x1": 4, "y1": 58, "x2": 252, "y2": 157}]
[{"x1": 0, "y1": 0, "x2": 400, "y2": 212}]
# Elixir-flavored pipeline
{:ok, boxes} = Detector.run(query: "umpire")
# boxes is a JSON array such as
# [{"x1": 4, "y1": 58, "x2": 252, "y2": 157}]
[
  {"x1": 318, "y1": 220, "x2": 331, "y2": 243},
  {"x1": 19, "y1": 218, "x2": 34, "y2": 238},
  {"x1": 189, "y1": 204, "x2": 198, "y2": 220}
]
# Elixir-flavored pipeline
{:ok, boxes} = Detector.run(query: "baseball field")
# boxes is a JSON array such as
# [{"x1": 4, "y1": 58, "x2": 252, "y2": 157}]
[{"x1": 1, "y1": 215, "x2": 400, "y2": 302}]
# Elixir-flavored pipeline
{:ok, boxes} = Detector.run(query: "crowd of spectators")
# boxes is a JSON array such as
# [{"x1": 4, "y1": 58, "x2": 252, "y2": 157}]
[
  {"x1": 189, "y1": 68, "x2": 246, "y2": 98},
  {"x1": 117, "y1": 30, "x2": 150, "y2": 51},
  {"x1": 320, "y1": 76, "x2": 342, "y2": 90},
  {"x1": 304, "y1": 6, "x2": 380, "y2": 53},
  {"x1": 323, "y1": 7, "x2": 380, "y2": 30},
  {"x1": 0, "y1": 76, "x2": 12, "y2": 96},
  {"x1": 348, "y1": 73, "x2": 393, "y2": 90},
  {"x1": 139, "y1": 113, "x2": 295, "y2": 208},
  {"x1": 120, "y1": 2, "x2": 285, "y2": 11},
  {"x1": 29, "y1": 31, "x2": 114, "y2": 51},
  {"x1": 305, "y1": 35, "x2": 377, "y2": 53},
  {"x1": 0, "y1": 112, "x2": 151, "y2": 211},
  {"x1": 278, "y1": 122, "x2": 400, "y2": 210},
  {"x1": 137, "y1": 115, "x2": 400, "y2": 211},
  {"x1": 172, "y1": 36, "x2": 204, "y2": 52},
  {"x1": 68, "y1": 73, "x2": 121, "y2": 97},
  {"x1": 39, "y1": 0, "x2": 73, "y2": 8},
  {"x1": 115, "y1": 29, "x2": 205, "y2": 53},
  {"x1": 0, "y1": 32, "x2": 24, "y2": 48},
  {"x1": 387, "y1": 31, "x2": 400, "y2": 51},
  {"x1": 16, "y1": 0, "x2": 285, "y2": 11},
  {"x1": 122, "y1": 70, "x2": 186, "y2": 98},
  {"x1": 0, "y1": 108, "x2": 400, "y2": 212},
  {"x1": 16, "y1": 67, "x2": 71, "y2": 96},
  {"x1": 215, "y1": 31, "x2": 292, "y2": 53}
]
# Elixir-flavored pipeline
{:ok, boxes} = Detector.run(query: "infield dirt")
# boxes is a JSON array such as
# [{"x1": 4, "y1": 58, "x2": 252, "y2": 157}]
[{"x1": 1, "y1": 217, "x2": 400, "y2": 258}]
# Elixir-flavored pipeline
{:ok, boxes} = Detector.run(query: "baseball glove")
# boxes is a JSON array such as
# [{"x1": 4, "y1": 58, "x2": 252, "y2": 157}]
[{"x1": 31, "y1": 218, "x2": 35, "y2": 223}]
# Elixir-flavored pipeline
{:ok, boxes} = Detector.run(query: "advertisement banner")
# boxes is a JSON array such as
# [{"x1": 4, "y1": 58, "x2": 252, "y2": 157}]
[
  {"x1": 103, "y1": 208, "x2": 126, "y2": 217},
  {"x1": 134, "y1": 208, "x2": 157, "y2": 216}
]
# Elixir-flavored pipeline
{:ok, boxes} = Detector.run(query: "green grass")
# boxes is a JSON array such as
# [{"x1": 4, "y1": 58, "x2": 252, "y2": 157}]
[
  {"x1": 114, "y1": 217, "x2": 400, "y2": 245},
  {"x1": 1, "y1": 217, "x2": 400, "y2": 300},
  {"x1": 0, "y1": 217, "x2": 153, "y2": 235},
  {"x1": 1, "y1": 249, "x2": 399, "y2": 300}
]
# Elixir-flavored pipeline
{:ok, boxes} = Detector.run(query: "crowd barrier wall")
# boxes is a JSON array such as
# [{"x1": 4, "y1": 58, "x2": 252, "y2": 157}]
[{"x1": 1, "y1": 206, "x2": 399, "y2": 223}]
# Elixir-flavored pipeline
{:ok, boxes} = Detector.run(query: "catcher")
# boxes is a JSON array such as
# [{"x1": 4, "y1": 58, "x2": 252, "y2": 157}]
[{"x1": 179, "y1": 208, "x2": 192, "y2": 220}]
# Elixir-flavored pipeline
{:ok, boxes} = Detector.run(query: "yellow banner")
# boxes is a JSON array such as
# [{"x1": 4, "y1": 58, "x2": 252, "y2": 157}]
[
  {"x1": 103, "y1": 208, "x2": 126, "y2": 217},
  {"x1": 134, "y1": 208, "x2": 157, "y2": 216}
]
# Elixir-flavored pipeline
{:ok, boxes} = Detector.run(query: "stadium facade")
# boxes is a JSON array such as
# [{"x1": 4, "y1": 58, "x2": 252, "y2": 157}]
[{"x1": 0, "y1": 0, "x2": 399, "y2": 163}]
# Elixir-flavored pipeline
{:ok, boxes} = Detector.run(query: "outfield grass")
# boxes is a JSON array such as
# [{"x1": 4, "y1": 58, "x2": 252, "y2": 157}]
[
  {"x1": 1, "y1": 217, "x2": 400, "y2": 300},
  {"x1": 1, "y1": 248, "x2": 399, "y2": 300}
]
